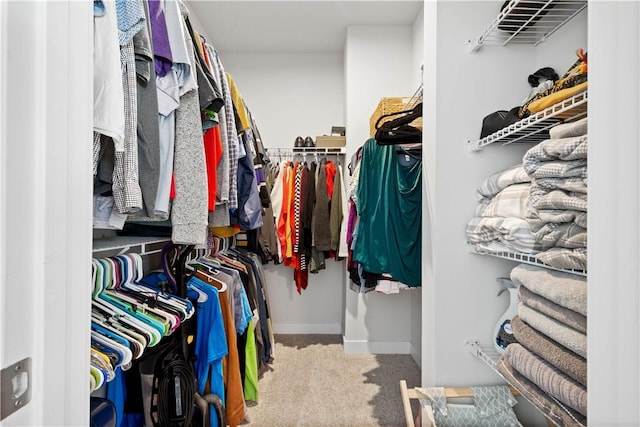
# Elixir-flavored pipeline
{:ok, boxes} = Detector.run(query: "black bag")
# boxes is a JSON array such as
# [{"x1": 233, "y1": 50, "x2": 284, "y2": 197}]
[{"x1": 479, "y1": 106, "x2": 523, "y2": 138}]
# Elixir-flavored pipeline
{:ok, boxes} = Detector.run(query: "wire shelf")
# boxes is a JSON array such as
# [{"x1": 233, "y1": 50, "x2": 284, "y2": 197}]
[
  {"x1": 471, "y1": 246, "x2": 587, "y2": 277},
  {"x1": 468, "y1": 0, "x2": 587, "y2": 52},
  {"x1": 92, "y1": 236, "x2": 171, "y2": 256},
  {"x1": 469, "y1": 90, "x2": 587, "y2": 151},
  {"x1": 268, "y1": 147, "x2": 346, "y2": 155},
  {"x1": 466, "y1": 340, "x2": 570, "y2": 427}
]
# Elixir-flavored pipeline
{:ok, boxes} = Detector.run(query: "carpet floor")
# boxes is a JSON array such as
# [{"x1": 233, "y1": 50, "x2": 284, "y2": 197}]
[{"x1": 243, "y1": 334, "x2": 421, "y2": 427}]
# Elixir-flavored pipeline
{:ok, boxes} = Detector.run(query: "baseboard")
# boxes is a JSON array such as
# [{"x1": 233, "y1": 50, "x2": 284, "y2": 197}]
[
  {"x1": 343, "y1": 338, "x2": 412, "y2": 354},
  {"x1": 273, "y1": 323, "x2": 342, "y2": 334},
  {"x1": 410, "y1": 342, "x2": 422, "y2": 368}
]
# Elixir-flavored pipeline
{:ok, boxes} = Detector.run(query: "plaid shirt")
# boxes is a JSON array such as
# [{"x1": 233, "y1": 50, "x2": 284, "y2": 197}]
[{"x1": 112, "y1": 40, "x2": 143, "y2": 214}]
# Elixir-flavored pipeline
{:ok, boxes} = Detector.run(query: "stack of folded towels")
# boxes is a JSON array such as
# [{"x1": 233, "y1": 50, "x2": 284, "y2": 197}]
[
  {"x1": 522, "y1": 117, "x2": 588, "y2": 271},
  {"x1": 497, "y1": 263, "x2": 587, "y2": 427}
]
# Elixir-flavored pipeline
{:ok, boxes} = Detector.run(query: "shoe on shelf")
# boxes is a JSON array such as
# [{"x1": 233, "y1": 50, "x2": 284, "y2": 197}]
[
  {"x1": 294, "y1": 136, "x2": 304, "y2": 147},
  {"x1": 304, "y1": 136, "x2": 315, "y2": 147}
]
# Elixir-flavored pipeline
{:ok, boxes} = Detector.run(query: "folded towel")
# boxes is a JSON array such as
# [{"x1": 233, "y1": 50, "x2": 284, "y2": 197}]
[
  {"x1": 512, "y1": 316, "x2": 587, "y2": 386},
  {"x1": 504, "y1": 344, "x2": 587, "y2": 416},
  {"x1": 518, "y1": 287, "x2": 586, "y2": 334},
  {"x1": 519, "y1": 303, "x2": 587, "y2": 358},
  {"x1": 496, "y1": 357, "x2": 587, "y2": 427},
  {"x1": 536, "y1": 247, "x2": 587, "y2": 271},
  {"x1": 549, "y1": 117, "x2": 588, "y2": 139},
  {"x1": 511, "y1": 264, "x2": 587, "y2": 316}
]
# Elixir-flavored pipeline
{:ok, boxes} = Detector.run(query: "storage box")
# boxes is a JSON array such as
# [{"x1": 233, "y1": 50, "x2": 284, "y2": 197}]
[
  {"x1": 315, "y1": 135, "x2": 346, "y2": 148},
  {"x1": 370, "y1": 97, "x2": 423, "y2": 137}
]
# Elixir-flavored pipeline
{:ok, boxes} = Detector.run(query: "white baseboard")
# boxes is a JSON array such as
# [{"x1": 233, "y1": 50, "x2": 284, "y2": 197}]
[
  {"x1": 343, "y1": 338, "x2": 412, "y2": 354},
  {"x1": 273, "y1": 323, "x2": 342, "y2": 334},
  {"x1": 410, "y1": 342, "x2": 422, "y2": 368}
]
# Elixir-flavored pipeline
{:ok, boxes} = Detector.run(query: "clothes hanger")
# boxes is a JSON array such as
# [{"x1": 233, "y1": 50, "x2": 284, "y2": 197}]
[{"x1": 374, "y1": 102, "x2": 422, "y2": 131}]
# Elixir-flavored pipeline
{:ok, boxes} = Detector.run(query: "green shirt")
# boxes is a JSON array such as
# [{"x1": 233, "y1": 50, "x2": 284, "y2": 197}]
[{"x1": 353, "y1": 139, "x2": 422, "y2": 286}]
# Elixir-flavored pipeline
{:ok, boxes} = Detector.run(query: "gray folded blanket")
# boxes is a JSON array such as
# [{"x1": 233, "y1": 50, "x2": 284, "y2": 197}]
[
  {"x1": 549, "y1": 117, "x2": 588, "y2": 139},
  {"x1": 523, "y1": 136, "x2": 588, "y2": 176},
  {"x1": 533, "y1": 177, "x2": 587, "y2": 194},
  {"x1": 531, "y1": 188, "x2": 587, "y2": 213},
  {"x1": 496, "y1": 357, "x2": 587, "y2": 427},
  {"x1": 519, "y1": 303, "x2": 587, "y2": 358},
  {"x1": 504, "y1": 344, "x2": 587, "y2": 416},
  {"x1": 512, "y1": 316, "x2": 587, "y2": 386},
  {"x1": 511, "y1": 263, "x2": 587, "y2": 316},
  {"x1": 536, "y1": 247, "x2": 587, "y2": 271},
  {"x1": 477, "y1": 164, "x2": 531, "y2": 200},
  {"x1": 532, "y1": 222, "x2": 587, "y2": 250},
  {"x1": 518, "y1": 286, "x2": 586, "y2": 334},
  {"x1": 528, "y1": 210, "x2": 588, "y2": 230}
]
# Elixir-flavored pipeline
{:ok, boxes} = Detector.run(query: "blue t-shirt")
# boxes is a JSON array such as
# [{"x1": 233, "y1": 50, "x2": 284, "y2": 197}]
[
  {"x1": 187, "y1": 277, "x2": 228, "y2": 400},
  {"x1": 106, "y1": 367, "x2": 126, "y2": 427}
]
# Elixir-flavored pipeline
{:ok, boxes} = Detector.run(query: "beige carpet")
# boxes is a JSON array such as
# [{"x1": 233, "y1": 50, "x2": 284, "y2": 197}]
[{"x1": 243, "y1": 334, "x2": 421, "y2": 427}]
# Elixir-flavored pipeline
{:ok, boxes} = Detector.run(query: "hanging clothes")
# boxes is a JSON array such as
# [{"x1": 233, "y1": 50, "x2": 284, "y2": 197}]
[{"x1": 352, "y1": 138, "x2": 422, "y2": 287}]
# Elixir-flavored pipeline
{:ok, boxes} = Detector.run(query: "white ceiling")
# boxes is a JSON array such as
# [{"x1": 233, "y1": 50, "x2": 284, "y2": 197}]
[{"x1": 184, "y1": 1, "x2": 423, "y2": 53}]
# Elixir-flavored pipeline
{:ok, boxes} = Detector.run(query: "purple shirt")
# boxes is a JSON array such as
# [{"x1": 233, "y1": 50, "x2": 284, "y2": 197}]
[{"x1": 148, "y1": 0, "x2": 172, "y2": 77}]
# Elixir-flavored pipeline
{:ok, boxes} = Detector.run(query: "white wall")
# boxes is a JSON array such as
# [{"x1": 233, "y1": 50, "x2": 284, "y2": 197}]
[
  {"x1": 0, "y1": 2, "x2": 92, "y2": 426},
  {"x1": 423, "y1": 2, "x2": 586, "y2": 425},
  {"x1": 219, "y1": 52, "x2": 345, "y2": 150},
  {"x1": 588, "y1": 3, "x2": 640, "y2": 425},
  {"x1": 219, "y1": 52, "x2": 346, "y2": 334},
  {"x1": 343, "y1": 25, "x2": 419, "y2": 354}
]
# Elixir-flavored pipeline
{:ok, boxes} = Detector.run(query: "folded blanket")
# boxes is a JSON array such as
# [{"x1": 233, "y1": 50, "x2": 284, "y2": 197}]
[
  {"x1": 476, "y1": 183, "x2": 531, "y2": 219},
  {"x1": 533, "y1": 177, "x2": 587, "y2": 194},
  {"x1": 549, "y1": 117, "x2": 588, "y2": 140},
  {"x1": 512, "y1": 316, "x2": 587, "y2": 386},
  {"x1": 533, "y1": 222, "x2": 587, "y2": 249},
  {"x1": 477, "y1": 164, "x2": 531, "y2": 200},
  {"x1": 531, "y1": 189, "x2": 587, "y2": 213},
  {"x1": 524, "y1": 135, "x2": 588, "y2": 166},
  {"x1": 525, "y1": 159, "x2": 587, "y2": 180},
  {"x1": 536, "y1": 247, "x2": 587, "y2": 271},
  {"x1": 528, "y1": 210, "x2": 587, "y2": 230},
  {"x1": 518, "y1": 286, "x2": 586, "y2": 333},
  {"x1": 519, "y1": 303, "x2": 587, "y2": 358},
  {"x1": 510, "y1": 263, "x2": 587, "y2": 315},
  {"x1": 496, "y1": 357, "x2": 586, "y2": 427},
  {"x1": 503, "y1": 344, "x2": 587, "y2": 416},
  {"x1": 466, "y1": 217, "x2": 545, "y2": 254}
]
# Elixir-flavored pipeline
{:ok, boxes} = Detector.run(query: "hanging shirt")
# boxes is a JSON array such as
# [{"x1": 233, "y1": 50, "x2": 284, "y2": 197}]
[
  {"x1": 352, "y1": 139, "x2": 422, "y2": 287},
  {"x1": 94, "y1": 0, "x2": 125, "y2": 149},
  {"x1": 147, "y1": 0, "x2": 172, "y2": 78},
  {"x1": 187, "y1": 277, "x2": 227, "y2": 397}
]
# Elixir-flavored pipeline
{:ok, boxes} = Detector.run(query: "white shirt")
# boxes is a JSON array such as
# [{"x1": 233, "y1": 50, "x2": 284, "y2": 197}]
[{"x1": 93, "y1": 0, "x2": 125, "y2": 151}]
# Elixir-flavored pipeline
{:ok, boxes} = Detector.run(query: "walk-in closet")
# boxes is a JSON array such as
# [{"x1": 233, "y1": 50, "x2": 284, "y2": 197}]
[{"x1": 0, "y1": 1, "x2": 639, "y2": 427}]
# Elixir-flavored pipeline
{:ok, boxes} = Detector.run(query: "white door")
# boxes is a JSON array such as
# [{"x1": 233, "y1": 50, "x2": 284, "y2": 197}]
[{"x1": 0, "y1": 1, "x2": 92, "y2": 425}]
